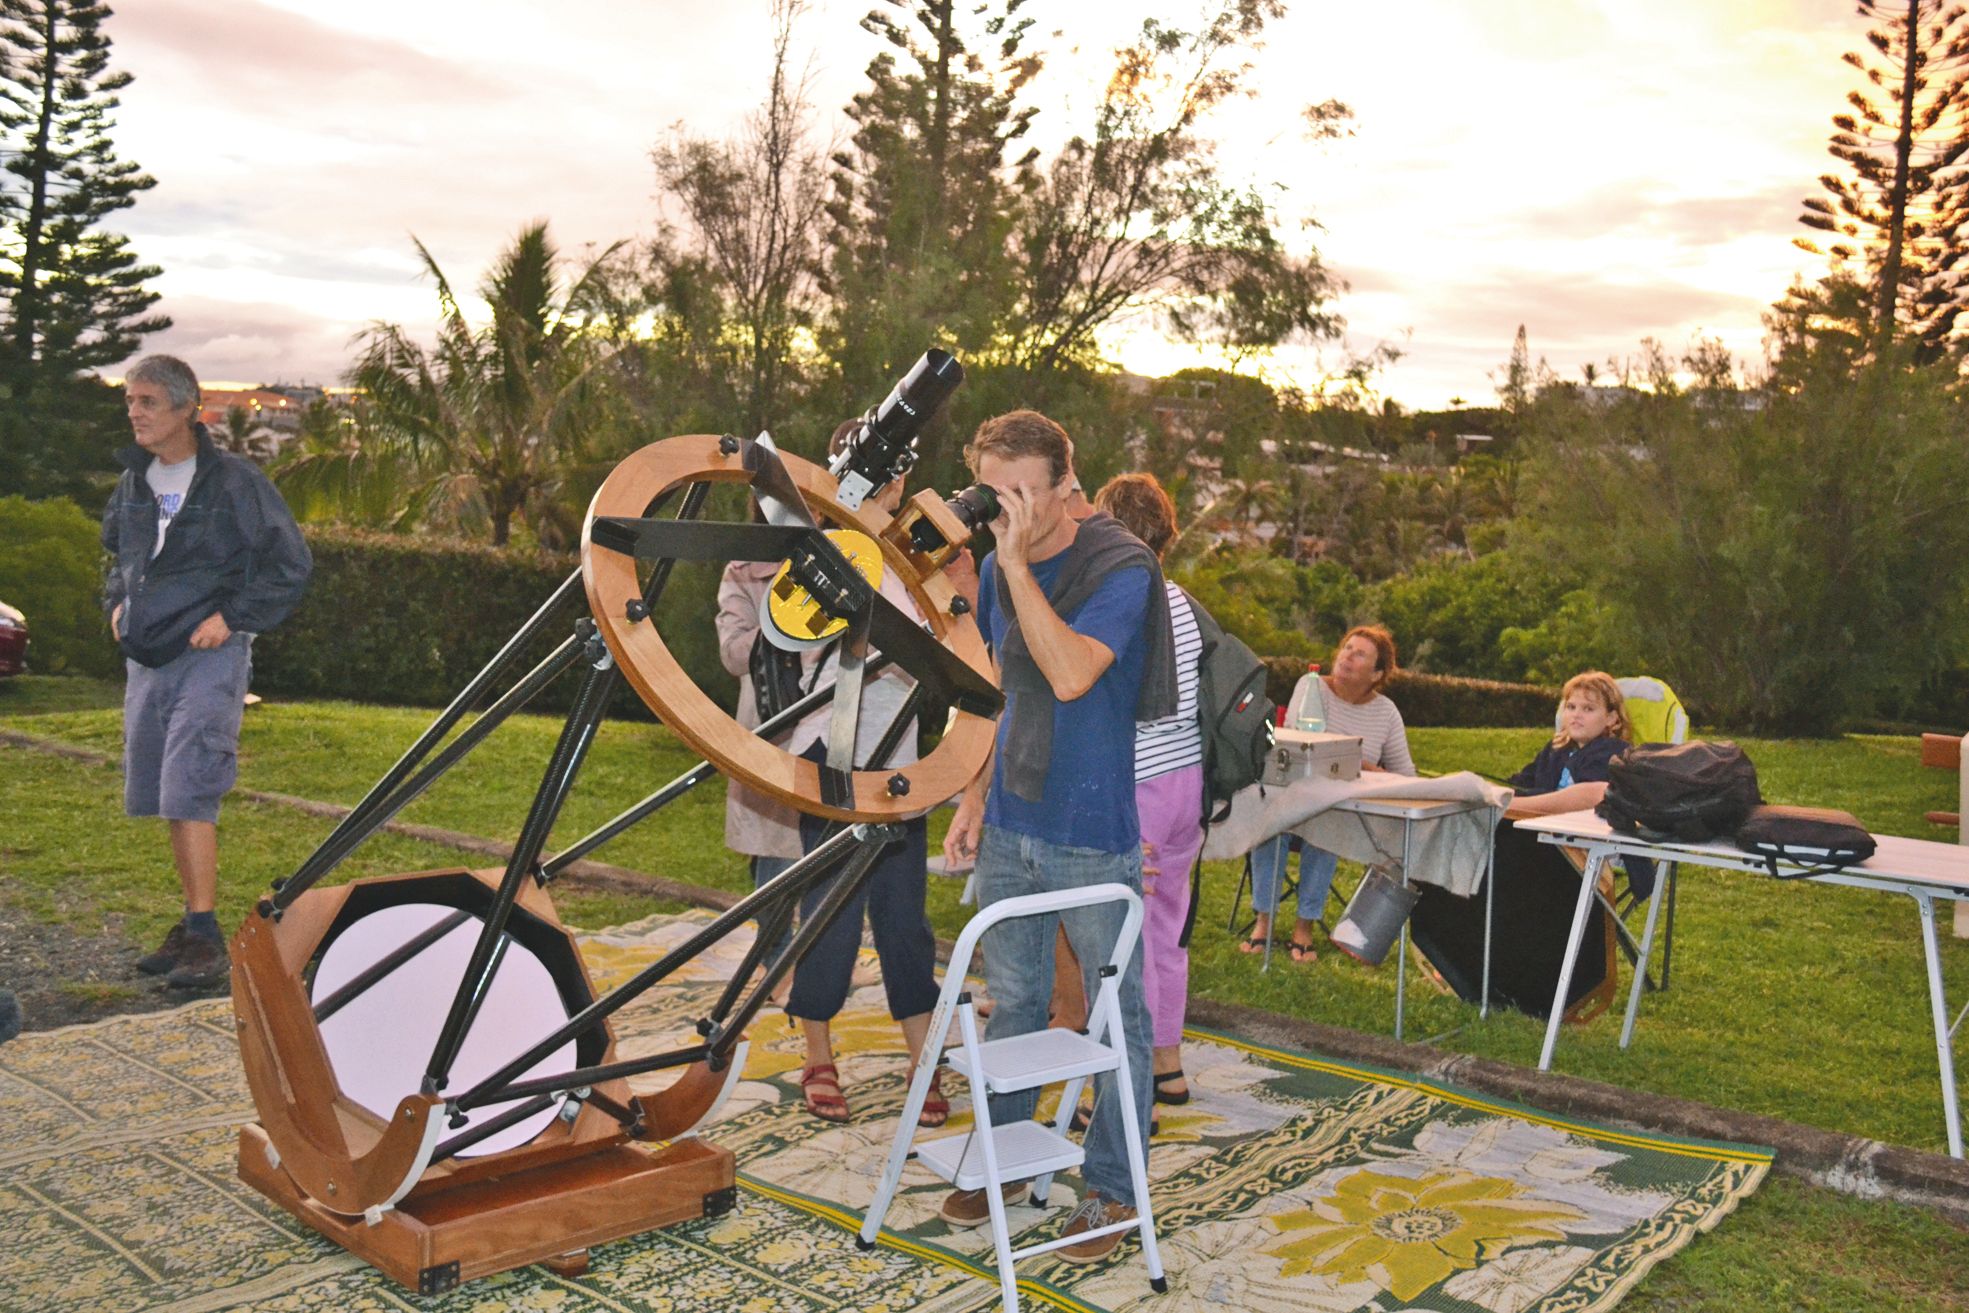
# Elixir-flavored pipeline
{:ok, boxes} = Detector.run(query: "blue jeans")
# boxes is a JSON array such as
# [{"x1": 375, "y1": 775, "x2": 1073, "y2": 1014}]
[
  {"x1": 1248, "y1": 834, "x2": 1340, "y2": 922},
  {"x1": 974, "y1": 824, "x2": 1153, "y2": 1205}
]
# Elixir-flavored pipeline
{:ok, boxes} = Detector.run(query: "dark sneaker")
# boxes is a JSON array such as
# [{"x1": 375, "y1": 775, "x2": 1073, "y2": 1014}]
[
  {"x1": 136, "y1": 922, "x2": 191, "y2": 976},
  {"x1": 1057, "y1": 1194, "x2": 1137, "y2": 1264},
  {"x1": 939, "y1": 1180, "x2": 1032, "y2": 1228},
  {"x1": 164, "y1": 934, "x2": 230, "y2": 990}
]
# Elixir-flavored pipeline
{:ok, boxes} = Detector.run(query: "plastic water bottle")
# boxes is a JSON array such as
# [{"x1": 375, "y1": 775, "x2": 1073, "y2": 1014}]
[{"x1": 1289, "y1": 662, "x2": 1326, "y2": 732}]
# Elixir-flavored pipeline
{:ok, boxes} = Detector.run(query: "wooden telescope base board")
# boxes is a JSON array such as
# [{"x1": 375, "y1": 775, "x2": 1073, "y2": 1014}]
[{"x1": 238, "y1": 1123, "x2": 736, "y2": 1294}]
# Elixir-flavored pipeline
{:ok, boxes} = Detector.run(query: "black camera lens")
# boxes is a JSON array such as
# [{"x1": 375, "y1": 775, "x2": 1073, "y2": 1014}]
[
  {"x1": 905, "y1": 482, "x2": 1001, "y2": 554},
  {"x1": 947, "y1": 483, "x2": 1000, "y2": 532}
]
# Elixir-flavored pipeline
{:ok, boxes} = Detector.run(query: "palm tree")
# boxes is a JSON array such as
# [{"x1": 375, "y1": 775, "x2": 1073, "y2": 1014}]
[{"x1": 341, "y1": 223, "x2": 630, "y2": 546}]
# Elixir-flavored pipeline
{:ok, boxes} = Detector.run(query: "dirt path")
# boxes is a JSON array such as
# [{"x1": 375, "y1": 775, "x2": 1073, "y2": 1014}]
[{"x1": 0, "y1": 904, "x2": 210, "y2": 1034}]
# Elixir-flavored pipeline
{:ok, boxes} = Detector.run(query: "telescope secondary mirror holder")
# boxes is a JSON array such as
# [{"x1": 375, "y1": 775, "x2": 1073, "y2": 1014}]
[{"x1": 231, "y1": 422, "x2": 1000, "y2": 1293}]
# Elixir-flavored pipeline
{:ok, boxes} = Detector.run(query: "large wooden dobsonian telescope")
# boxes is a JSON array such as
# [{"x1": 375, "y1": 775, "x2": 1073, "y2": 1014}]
[{"x1": 230, "y1": 351, "x2": 1002, "y2": 1293}]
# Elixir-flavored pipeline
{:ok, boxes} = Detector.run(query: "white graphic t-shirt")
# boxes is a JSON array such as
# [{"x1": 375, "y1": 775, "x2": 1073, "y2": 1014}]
[{"x1": 147, "y1": 454, "x2": 196, "y2": 558}]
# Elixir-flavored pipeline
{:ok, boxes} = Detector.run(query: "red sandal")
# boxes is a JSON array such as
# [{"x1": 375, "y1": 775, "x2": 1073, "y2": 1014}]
[
  {"x1": 918, "y1": 1068, "x2": 950, "y2": 1128},
  {"x1": 799, "y1": 1062, "x2": 851, "y2": 1123}
]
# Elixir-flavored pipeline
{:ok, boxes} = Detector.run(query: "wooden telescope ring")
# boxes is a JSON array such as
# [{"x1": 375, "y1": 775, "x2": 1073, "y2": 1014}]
[{"x1": 581, "y1": 433, "x2": 998, "y2": 821}]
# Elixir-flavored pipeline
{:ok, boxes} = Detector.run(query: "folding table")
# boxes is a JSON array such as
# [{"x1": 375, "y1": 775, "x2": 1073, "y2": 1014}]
[{"x1": 1517, "y1": 809, "x2": 1969, "y2": 1158}]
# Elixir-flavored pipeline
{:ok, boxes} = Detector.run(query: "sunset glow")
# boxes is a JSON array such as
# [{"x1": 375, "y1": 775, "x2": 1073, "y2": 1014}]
[{"x1": 112, "y1": 0, "x2": 1859, "y2": 407}]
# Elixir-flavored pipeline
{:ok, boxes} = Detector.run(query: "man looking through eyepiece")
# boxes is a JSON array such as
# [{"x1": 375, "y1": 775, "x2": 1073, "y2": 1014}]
[{"x1": 939, "y1": 409, "x2": 1176, "y2": 1262}]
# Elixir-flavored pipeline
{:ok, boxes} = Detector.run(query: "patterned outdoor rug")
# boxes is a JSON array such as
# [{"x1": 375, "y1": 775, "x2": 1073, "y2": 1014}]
[{"x1": 0, "y1": 910, "x2": 1770, "y2": 1312}]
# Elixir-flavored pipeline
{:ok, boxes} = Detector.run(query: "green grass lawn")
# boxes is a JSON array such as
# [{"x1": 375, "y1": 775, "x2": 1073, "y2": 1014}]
[
  {"x1": 2, "y1": 676, "x2": 1963, "y2": 1152},
  {"x1": 3, "y1": 675, "x2": 1965, "y2": 1306}
]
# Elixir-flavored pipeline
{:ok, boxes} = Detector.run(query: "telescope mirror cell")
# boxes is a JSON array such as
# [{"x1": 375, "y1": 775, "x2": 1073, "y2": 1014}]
[{"x1": 311, "y1": 903, "x2": 580, "y2": 1158}]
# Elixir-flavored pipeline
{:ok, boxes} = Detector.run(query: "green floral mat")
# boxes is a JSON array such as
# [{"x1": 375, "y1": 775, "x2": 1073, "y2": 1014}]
[{"x1": 0, "y1": 910, "x2": 1770, "y2": 1312}]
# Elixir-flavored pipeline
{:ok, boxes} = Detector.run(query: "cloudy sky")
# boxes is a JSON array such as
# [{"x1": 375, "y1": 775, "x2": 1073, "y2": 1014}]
[{"x1": 109, "y1": 0, "x2": 1858, "y2": 408}]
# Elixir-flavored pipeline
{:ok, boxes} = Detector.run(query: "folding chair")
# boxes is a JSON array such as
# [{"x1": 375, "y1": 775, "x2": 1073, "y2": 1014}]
[{"x1": 859, "y1": 883, "x2": 1165, "y2": 1311}]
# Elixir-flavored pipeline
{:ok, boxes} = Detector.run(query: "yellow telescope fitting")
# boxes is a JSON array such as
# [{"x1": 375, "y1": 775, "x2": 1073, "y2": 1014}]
[{"x1": 765, "y1": 528, "x2": 884, "y2": 645}]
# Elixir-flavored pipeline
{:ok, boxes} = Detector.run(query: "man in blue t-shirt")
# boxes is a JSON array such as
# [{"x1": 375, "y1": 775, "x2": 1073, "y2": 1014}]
[{"x1": 940, "y1": 409, "x2": 1176, "y2": 1262}]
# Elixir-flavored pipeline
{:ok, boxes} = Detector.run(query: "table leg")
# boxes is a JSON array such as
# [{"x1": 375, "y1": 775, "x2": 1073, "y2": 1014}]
[
  {"x1": 1481, "y1": 808, "x2": 1497, "y2": 1021},
  {"x1": 1620, "y1": 872, "x2": 1669, "y2": 1050},
  {"x1": 1395, "y1": 821, "x2": 1413, "y2": 1043},
  {"x1": 1916, "y1": 895, "x2": 1964, "y2": 1158},
  {"x1": 1539, "y1": 847, "x2": 1610, "y2": 1071}
]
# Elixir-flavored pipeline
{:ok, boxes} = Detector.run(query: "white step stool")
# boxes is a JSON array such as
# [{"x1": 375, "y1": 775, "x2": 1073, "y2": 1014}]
[{"x1": 857, "y1": 882, "x2": 1165, "y2": 1310}]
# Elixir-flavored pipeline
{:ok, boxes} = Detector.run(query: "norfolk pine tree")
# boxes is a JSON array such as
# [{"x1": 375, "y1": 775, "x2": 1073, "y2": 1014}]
[
  {"x1": 820, "y1": 0, "x2": 1040, "y2": 418},
  {"x1": 0, "y1": 0, "x2": 167, "y2": 498},
  {"x1": 1793, "y1": 0, "x2": 1969, "y2": 359}
]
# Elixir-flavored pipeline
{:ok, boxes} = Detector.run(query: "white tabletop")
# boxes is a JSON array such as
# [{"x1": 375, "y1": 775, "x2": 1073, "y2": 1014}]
[
  {"x1": 1515, "y1": 809, "x2": 1969, "y2": 896},
  {"x1": 1334, "y1": 795, "x2": 1497, "y2": 821}
]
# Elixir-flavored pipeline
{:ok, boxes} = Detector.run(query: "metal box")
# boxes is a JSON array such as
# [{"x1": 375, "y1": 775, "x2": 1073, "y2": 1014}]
[{"x1": 1262, "y1": 728, "x2": 1363, "y2": 786}]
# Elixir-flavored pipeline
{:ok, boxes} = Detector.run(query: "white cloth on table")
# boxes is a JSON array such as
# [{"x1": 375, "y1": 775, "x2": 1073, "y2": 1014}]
[{"x1": 1201, "y1": 771, "x2": 1512, "y2": 896}]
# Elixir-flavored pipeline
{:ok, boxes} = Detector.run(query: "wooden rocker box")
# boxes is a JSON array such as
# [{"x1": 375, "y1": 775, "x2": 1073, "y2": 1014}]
[{"x1": 230, "y1": 866, "x2": 736, "y2": 1294}]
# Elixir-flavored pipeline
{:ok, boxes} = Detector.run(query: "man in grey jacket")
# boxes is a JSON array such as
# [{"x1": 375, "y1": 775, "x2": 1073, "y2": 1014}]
[{"x1": 102, "y1": 355, "x2": 312, "y2": 989}]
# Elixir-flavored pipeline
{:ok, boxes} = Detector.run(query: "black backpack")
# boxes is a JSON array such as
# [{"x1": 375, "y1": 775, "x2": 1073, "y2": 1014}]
[
  {"x1": 1596, "y1": 739, "x2": 1761, "y2": 843},
  {"x1": 1184, "y1": 590, "x2": 1276, "y2": 824},
  {"x1": 1734, "y1": 804, "x2": 1875, "y2": 878}
]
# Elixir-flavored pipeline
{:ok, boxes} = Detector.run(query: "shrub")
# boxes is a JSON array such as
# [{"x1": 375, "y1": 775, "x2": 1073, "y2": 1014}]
[
  {"x1": 1358, "y1": 549, "x2": 1568, "y2": 681},
  {"x1": 252, "y1": 527, "x2": 729, "y2": 714},
  {"x1": 0, "y1": 495, "x2": 122, "y2": 678}
]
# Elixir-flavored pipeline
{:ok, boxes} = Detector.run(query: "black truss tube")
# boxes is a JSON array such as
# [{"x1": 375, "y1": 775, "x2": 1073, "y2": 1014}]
[
  {"x1": 423, "y1": 652, "x2": 619, "y2": 1093},
  {"x1": 865, "y1": 684, "x2": 925, "y2": 779},
  {"x1": 637, "y1": 481, "x2": 710, "y2": 607},
  {"x1": 540, "y1": 760, "x2": 717, "y2": 881},
  {"x1": 429, "y1": 1094, "x2": 561, "y2": 1165},
  {"x1": 537, "y1": 655, "x2": 894, "y2": 881},
  {"x1": 424, "y1": 482, "x2": 713, "y2": 1092},
  {"x1": 312, "y1": 908, "x2": 472, "y2": 1024},
  {"x1": 449, "y1": 824, "x2": 879, "y2": 1112},
  {"x1": 699, "y1": 688, "x2": 919, "y2": 1026},
  {"x1": 275, "y1": 634, "x2": 585, "y2": 908},
  {"x1": 480, "y1": 1044, "x2": 713, "y2": 1106},
  {"x1": 273, "y1": 570, "x2": 584, "y2": 907},
  {"x1": 582, "y1": 1088, "x2": 645, "y2": 1134},
  {"x1": 713, "y1": 829, "x2": 894, "y2": 1058}
]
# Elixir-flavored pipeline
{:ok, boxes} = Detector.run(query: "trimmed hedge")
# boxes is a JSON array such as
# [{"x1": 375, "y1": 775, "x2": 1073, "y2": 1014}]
[
  {"x1": 252, "y1": 527, "x2": 731, "y2": 715},
  {"x1": 1259, "y1": 656, "x2": 1557, "y2": 728}
]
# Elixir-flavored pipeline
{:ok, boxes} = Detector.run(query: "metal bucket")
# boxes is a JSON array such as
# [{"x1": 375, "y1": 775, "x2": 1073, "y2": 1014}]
[{"x1": 1330, "y1": 865, "x2": 1419, "y2": 966}]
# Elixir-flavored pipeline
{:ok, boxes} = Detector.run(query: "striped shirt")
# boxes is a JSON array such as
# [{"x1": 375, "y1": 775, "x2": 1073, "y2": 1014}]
[
  {"x1": 1322, "y1": 685, "x2": 1416, "y2": 776},
  {"x1": 1134, "y1": 584, "x2": 1204, "y2": 782}
]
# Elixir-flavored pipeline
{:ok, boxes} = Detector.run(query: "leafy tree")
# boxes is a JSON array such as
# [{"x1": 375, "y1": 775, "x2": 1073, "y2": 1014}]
[
  {"x1": 1009, "y1": 0, "x2": 1343, "y2": 377},
  {"x1": 0, "y1": 0, "x2": 166, "y2": 499},
  {"x1": 820, "y1": 0, "x2": 1040, "y2": 447},
  {"x1": 651, "y1": 0, "x2": 828, "y2": 435},
  {"x1": 1173, "y1": 544, "x2": 1361, "y2": 659},
  {"x1": 321, "y1": 224, "x2": 632, "y2": 547},
  {"x1": 1516, "y1": 334, "x2": 1969, "y2": 732},
  {"x1": 1793, "y1": 0, "x2": 1969, "y2": 356}
]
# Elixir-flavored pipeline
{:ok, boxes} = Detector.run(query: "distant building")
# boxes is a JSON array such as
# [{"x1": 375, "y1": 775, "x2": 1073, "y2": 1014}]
[{"x1": 196, "y1": 387, "x2": 313, "y2": 461}]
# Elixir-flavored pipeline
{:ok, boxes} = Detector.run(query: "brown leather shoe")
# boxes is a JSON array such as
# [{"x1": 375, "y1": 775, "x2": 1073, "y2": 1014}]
[
  {"x1": 1057, "y1": 1194, "x2": 1137, "y2": 1263},
  {"x1": 136, "y1": 922, "x2": 190, "y2": 976},
  {"x1": 939, "y1": 1180, "x2": 1031, "y2": 1227},
  {"x1": 164, "y1": 933, "x2": 229, "y2": 990}
]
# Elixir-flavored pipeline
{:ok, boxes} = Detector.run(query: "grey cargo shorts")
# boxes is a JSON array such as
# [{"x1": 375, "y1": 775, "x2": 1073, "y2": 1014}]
[{"x1": 123, "y1": 634, "x2": 253, "y2": 824}]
